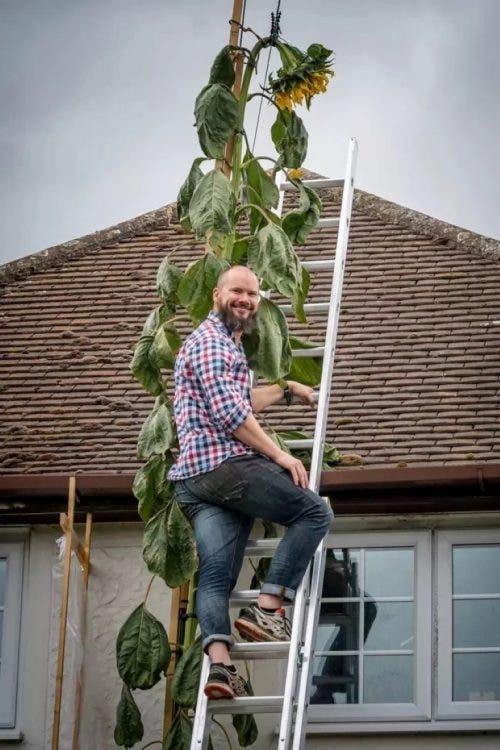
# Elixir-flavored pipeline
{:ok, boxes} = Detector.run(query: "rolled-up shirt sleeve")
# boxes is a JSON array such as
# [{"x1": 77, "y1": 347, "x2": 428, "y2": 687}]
[{"x1": 190, "y1": 340, "x2": 252, "y2": 433}]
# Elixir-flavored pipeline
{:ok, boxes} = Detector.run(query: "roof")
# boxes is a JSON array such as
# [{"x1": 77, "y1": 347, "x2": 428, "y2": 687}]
[{"x1": 1, "y1": 186, "x2": 499, "y2": 476}]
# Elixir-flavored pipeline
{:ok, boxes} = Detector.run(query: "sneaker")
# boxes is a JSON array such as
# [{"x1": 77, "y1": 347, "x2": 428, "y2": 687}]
[
  {"x1": 204, "y1": 663, "x2": 250, "y2": 700},
  {"x1": 234, "y1": 603, "x2": 291, "y2": 642}
]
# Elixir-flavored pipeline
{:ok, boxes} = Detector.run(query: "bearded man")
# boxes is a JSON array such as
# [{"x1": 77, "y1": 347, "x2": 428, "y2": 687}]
[{"x1": 169, "y1": 265, "x2": 333, "y2": 699}]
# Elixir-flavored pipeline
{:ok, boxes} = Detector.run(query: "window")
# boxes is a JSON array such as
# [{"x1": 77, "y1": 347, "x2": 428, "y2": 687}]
[
  {"x1": 0, "y1": 541, "x2": 25, "y2": 729},
  {"x1": 437, "y1": 529, "x2": 500, "y2": 720},
  {"x1": 309, "y1": 531, "x2": 431, "y2": 722}
]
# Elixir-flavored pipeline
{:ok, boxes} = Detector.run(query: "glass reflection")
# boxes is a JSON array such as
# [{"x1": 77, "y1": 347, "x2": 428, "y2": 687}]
[
  {"x1": 364, "y1": 602, "x2": 414, "y2": 651},
  {"x1": 316, "y1": 603, "x2": 360, "y2": 652},
  {"x1": 365, "y1": 548, "x2": 413, "y2": 598},
  {"x1": 453, "y1": 653, "x2": 500, "y2": 701},
  {"x1": 453, "y1": 545, "x2": 500, "y2": 595},
  {"x1": 311, "y1": 655, "x2": 359, "y2": 704},
  {"x1": 321, "y1": 548, "x2": 360, "y2": 598},
  {"x1": 453, "y1": 599, "x2": 500, "y2": 648},
  {"x1": 364, "y1": 655, "x2": 413, "y2": 703}
]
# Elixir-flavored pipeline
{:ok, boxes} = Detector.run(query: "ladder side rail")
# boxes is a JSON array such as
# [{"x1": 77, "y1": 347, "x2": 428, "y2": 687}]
[
  {"x1": 191, "y1": 655, "x2": 212, "y2": 749},
  {"x1": 291, "y1": 137, "x2": 358, "y2": 750}
]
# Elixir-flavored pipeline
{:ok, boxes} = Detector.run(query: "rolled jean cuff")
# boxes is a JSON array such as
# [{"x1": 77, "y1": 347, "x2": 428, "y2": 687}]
[
  {"x1": 260, "y1": 583, "x2": 296, "y2": 602},
  {"x1": 202, "y1": 633, "x2": 234, "y2": 654}
]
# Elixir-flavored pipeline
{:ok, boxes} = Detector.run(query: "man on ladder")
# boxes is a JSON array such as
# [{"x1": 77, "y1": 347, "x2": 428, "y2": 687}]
[{"x1": 169, "y1": 264, "x2": 333, "y2": 699}]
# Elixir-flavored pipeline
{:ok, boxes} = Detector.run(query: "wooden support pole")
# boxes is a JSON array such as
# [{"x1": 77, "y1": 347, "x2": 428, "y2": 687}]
[
  {"x1": 72, "y1": 512, "x2": 93, "y2": 750},
  {"x1": 217, "y1": 0, "x2": 245, "y2": 176},
  {"x1": 163, "y1": 581, "x2": 190, "y2": 736},
  {"x1": 52, "y1": 476, "x2": 76, "y2": 750}
]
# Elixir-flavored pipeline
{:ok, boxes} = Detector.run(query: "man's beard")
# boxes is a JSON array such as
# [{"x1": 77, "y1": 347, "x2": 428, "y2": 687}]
[{"x1": 219, "y1": 301, "x2": 257, "y2": 334}]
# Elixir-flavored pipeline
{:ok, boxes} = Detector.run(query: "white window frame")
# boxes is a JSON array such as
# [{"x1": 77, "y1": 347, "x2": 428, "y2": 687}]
[
  {"x1": 0, "y1": 540, "x2": 25, "y2": 729},
  {"x1": 308, "y1": 530, "x2": 432, "y2": 723},
  {"x1": 436, "y1": 528, "x2": 500, "y2": 720}
]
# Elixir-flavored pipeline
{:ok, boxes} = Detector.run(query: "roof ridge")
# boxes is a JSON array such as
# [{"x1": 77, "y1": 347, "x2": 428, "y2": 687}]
[
  {"x1": 0, "y1": 203, "x2": 175, "y2": 288},
  {"x1": 346, "y1": 189, "x2": 500, "y2": 260}
]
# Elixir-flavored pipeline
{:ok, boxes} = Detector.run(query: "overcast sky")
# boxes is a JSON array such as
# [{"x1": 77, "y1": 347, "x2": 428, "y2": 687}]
[{"x1": 1, "y1": 0, "x2": 499, "y2": 265}]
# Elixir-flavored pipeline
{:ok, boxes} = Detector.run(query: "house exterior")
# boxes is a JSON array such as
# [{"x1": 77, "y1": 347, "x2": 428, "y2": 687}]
[{"x1": 0, "y1": 185, "x2": 499, "y2": 750}]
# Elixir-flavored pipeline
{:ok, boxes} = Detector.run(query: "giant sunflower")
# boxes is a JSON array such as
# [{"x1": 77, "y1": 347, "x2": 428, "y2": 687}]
[{"x1": 268, "y1": 42, "x2": 334, "y2": 111}]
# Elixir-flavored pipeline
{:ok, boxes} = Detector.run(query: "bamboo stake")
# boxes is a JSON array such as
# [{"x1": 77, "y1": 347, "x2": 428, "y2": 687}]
[
  {"x1": 217, "y1": 0, "x2": 245, "y2": 177},
  {"x1": 162, "y1": 581, "x2": 189, "y2": 736},
  {"x1": 52, "y1": 476, "x2": 76, "y2": 750},
  {"x1": 71, "y1": 512, "x2": 93, "y2": 750}
]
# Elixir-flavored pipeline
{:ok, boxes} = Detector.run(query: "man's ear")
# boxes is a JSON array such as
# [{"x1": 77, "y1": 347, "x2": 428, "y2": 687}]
[{"x1": 212, "y1": 286, "x2": 219, "y2": 305}]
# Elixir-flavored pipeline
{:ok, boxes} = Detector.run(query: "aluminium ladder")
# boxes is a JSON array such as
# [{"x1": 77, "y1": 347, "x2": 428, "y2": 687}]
[{"x1": 189, "y1": 137, "x2": 358, "y2": 750}]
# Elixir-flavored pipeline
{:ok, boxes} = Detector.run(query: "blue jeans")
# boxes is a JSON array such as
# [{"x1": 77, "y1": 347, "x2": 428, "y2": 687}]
[{"x1": 174, "y1": 454, "x2": 333, "y2": 653}]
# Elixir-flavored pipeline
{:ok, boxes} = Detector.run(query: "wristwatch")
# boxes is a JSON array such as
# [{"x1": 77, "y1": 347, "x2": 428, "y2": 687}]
[{"x1": 283, "y1": 383, "x2": 293, "y2": 406}]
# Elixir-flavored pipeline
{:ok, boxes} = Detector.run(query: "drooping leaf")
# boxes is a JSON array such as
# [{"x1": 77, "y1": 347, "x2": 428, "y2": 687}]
[
  {"x1": 243, "y1": 152, "x2": 279, "y2": 233},
  {"x1": 143, "y1": 501, "x2": 198, "y2": 587},
  {"x1": 162, "y1": 713, "x2": 193, "y2": 750},
  {"x1": 292, "y1": 265, "x2": 310, "y2": 324},
  {"x1": 243, "y1": 298, "x2": 292, "y2": 382},
  {"x1": 141, "y1": 305, "x2": 167, "y2": 336},
  {"x1": 116, "y1": 604, "x2": 170, "y2": 690},
  {"x1": 189, "y1": 169, "x2": 235, "y2": 245},
  {"x1": 194, "y1": 84, "x2": 238, "y2": 159},
  {"x1": 177, "y1": 253, "x2": 228, "y2": 325},
  {"x1": 177, "y1": 158, "x2": 205, "y2": 232},
  {"x1": 149, "y1": 322, "x2": 182, "y2": 370},
  {"x1": 287, "y1": 335, "x2": 323, "y2": 386},
  {"x1": 133, "y1": 454, "x2": 175, "y2": 522},
  {"x1": 137, "y1": 399, "x2": 175, "y2": 459},
  {"x1": 130, "y1": 336, "x2": 163, "y2": 397},
  {"x1": 171, "y1": 637, "x2": 203, "y2": 707},
  {"x1": 282, "y1": 184, "x2": 322, "y2": 245},
  {"x1": 156, "y1": 258, "x2": 183, "y2": 311},
  {"x1": 114, "y1": 684, "x2": 144, "y2": 748},
  {"x1": 271, "y1": 109, "x2": 308, "y2": 169},
  {"x1": 248, "y1": 224, "x2": 302, "y2": 300},
  {"x1": 209, "y1": 46, "x2": 235, "y2": 88}
]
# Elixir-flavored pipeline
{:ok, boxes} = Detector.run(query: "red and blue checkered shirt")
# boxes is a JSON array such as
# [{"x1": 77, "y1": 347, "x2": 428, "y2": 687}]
[{"x1": 168, "y1": 311, "x2": 253, "y2": 480}]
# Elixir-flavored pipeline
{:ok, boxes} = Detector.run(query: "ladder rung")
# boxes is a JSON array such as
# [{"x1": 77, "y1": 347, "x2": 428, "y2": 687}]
[
  {"x1": 229, "y1": 590, "x2": 259, "y2": 604},
  {"x1": 284, "y1": 439, "x2": 314, "y2": 450},
  {"x1": 302, "y1": 259, "x2": 335, "y2": 272},
  {"x1": 280, "y1": 178, "x2": 344, "y2": 190},
  {"x1": 279, "y1": 301, "x2": 329, "y2": 315},
  {"x1": 292, "y1": 347, "x2": 324, "y2": 358},
  {"x1": 244, "y1": 538, "x2": 280, "y2": 556},
  {"x1": 317, "y1": 217, "x2": 340, "y2": 229},
  {"x1": 231, "y1": 641, "x2": 290, "y2": 660},
  {"x1": 208, "y1": 695, "x2": 284, "y2": 715}
]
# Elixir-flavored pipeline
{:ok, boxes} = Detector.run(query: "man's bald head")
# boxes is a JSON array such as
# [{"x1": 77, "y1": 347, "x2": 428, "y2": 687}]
[{"x1": 216, "y1": 265, "x2": 259, "y2": 291}]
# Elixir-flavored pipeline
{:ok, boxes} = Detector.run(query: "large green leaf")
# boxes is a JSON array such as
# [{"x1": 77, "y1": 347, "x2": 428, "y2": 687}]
[
  {"x1": 156, "y1": 258, "x2": 183, "y2": 311},
  {"x1": 287, "y1": 335, "x2": 323, "y2": 386},
  {"x1": 209, "y1": 46, "x2": 235, "y2": 88},
  {"x1": 113, "y1": 684, "x2": 144, "y2": 748},
  {"x1": 243, "y1": 298, "x2": 292, "y2": 382},
  {"x1": 149, "y1": 322, "x2": 182, "y2": 370},
  {"x1": 282, "y1": 184, "x2": 322, "y2": 245},
  {"x1": 189, "y1": 169, "x2": 235, "y2": 245},
  {"x1": 271, "y1": 109, "x2": 308, "y2": 169},
  {"x1": 171, "y1": 637, "x2": 203, "y2": 707},
  {"x1": 162, "y1": 713, "x2": 193, "y2": 750},
  {"x1": 177, "y1": 158, "x2": 205, "y2": 232},
  {"x1": 116, "y1": 604, "x2": 170, "y2": 690},
  {"x1": 133, "y1": 454, "x2": 175, "y2": 522},
  {"x1": 232, "y1": 679, "x2": 258, "y2": 746},
  {"x1": 243, "y1": 153, "x2": 279, "y2": 233},
  {"x1": 292, "y1": 265, "x2": 310, "y2": 324},
  {"x1": 143, "y1": 501, "x2": 198, "y2": 587},
  {"x1": 137, "y1": 399, "x2": 175, "y2": 459},
  {"x1": 177, "y1": 253, "x2": 228, "y2": 325},
  {"x1": 194, "y1": 84, "x2": 238, "y2": 159},
  {"x1": 130, "y1": 336, "x2": 163, "y2": 397},
  {"x1": 141, "y1": 305, "x2": 166, "y2": 336},
  {"x1": 248, "y1": 224, "x2": 302, "y2": 300}
]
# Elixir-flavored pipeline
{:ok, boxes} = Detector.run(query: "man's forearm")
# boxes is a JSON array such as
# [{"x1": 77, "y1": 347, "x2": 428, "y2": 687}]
[
  {"x1": 233, "y1": 413, "x2": 282, "y2": 459},
  {"x1": 251, "y1": 383, "x2": 285, "y2": 413}
]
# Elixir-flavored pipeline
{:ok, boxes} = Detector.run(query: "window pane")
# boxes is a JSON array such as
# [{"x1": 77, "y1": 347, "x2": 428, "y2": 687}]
[
  {"x1": 453, "y1": 545, "x2": 500, "y2": 595},
  {"x1": 317, "y1": 603, "x2": 359, "y2": 651},
  {"x1": 453, "y1": 653, "x2": 500, "y2": 701},
  {"x1": 322, "y1": 549, "x2": 360, "y2": 597},
  {"x1": 0, "y1": 609, "x2": 3, "y2": 659},
  {"x1": 453, "y1": 599, "x2": 500, "y2": 648},
  {"x1": 364, "y1": 655, "x2": 413, "y2": 703},
  {"x1": 365, "y1": 548, "x2": 414, "y2": 597},
  {"x1": 364, "y1": 601, "x2": 414, "y2": 651},
  {"x1": 0, "y1": 558, "x2": 6, "y2": 605},
  {"x1": 310, "y1": 655, "x2": 359, "y2": 704}
]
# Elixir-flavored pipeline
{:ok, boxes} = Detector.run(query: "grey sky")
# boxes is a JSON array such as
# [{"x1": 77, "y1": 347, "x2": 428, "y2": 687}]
[{"x1": 1, "y1": 0, "x2": 499, "y2": 265}]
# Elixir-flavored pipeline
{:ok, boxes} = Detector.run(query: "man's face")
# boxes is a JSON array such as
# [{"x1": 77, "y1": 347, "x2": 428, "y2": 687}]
[{"x1": 213, "y1": 268, "x2": 260, "y2": 334}]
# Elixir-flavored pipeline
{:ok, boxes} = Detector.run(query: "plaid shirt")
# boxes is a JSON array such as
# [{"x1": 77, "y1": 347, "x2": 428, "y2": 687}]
[{"x1": 168, "y1": 311, "x2": 253, "y2": 480}]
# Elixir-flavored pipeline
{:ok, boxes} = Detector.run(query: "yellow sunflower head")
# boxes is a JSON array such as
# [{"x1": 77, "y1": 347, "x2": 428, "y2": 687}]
[{"x1": 268, "y1": 42, "x2": 334, "y2": 111}]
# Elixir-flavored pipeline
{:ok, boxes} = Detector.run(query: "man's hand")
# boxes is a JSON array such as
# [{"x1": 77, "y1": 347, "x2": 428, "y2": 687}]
[
  {"x1": 288, "y1": 381, "x2": 316, "y2": 407},
  {"x1": 275, "y1": 450, "x2": 309, "y2": 489}
]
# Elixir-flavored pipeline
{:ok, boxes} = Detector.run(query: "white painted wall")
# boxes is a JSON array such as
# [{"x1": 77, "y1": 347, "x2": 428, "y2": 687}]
[{"x1": 2, "y1": 521, "x2": 499, "y2": 750}]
